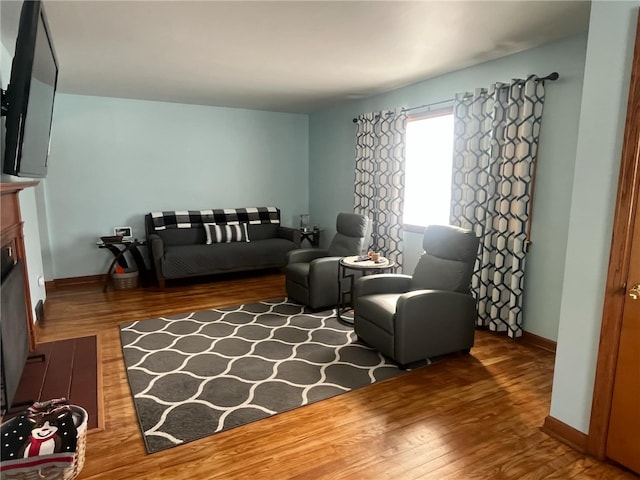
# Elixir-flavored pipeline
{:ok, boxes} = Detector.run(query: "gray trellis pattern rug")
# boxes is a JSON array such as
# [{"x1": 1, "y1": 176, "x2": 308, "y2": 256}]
[{"x1": 120, "y1": 298, "x2": 403, "y2": 453}]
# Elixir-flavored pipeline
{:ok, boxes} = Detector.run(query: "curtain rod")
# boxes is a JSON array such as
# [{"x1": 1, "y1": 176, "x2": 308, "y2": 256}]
[{"x1": 352, "y1": 71, "x2": 560, "y2": 123}]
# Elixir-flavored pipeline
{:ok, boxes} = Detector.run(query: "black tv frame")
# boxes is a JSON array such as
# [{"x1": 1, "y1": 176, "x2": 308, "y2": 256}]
[{"x1": 2, "y1": 0, "x2": 58, "y2": 178}]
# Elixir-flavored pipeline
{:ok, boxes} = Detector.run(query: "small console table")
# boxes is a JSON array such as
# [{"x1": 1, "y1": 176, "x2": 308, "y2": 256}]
[
  {"x1": 98, "y1": 239, "x2": 148, "y2": 292},
  {"x1": 300, "y1": 228, "x2": 321, "y2": 247},
  {"x1": 337, "y1": 255, "x2": 396, "y2": 326}
]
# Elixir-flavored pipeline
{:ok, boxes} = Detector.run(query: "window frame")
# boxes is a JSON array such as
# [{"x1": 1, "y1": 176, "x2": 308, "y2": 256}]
[{"x1": 402, "y1": 106, "x2": 454, "y2": 234}]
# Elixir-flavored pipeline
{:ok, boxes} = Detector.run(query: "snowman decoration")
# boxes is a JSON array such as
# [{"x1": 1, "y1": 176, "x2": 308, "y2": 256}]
[{"x1": 19, "y1": 412, "x2": 66, "y2": 457}]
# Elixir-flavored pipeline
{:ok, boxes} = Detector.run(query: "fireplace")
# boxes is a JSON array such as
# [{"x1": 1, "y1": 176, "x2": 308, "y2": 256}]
[
  {"x1": 0, "y1": 182, "x2": 38, "y2": 415},
  {"x1": 0, "y1": 260, "x2": 29, "y2": 411}
]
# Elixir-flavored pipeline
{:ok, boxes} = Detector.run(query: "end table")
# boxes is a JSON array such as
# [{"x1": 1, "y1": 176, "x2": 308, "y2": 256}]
[
  {"x1": 300, "y1": 227, "x2": 321, "y2": 247},
  {"x1": 97, "y1": 239, "x2": 148, "y2": 292},
  {"x1": 337, "y1": 255, "x2": 396, "y2": 326}
]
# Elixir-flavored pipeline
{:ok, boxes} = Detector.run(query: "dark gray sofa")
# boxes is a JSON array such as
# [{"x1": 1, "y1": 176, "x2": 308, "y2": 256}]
[{"x1": 145, "y1": 207, "x2": 300, "y2": 288}]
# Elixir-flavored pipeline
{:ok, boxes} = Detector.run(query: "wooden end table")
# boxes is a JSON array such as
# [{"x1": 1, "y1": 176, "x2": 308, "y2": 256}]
[{"x1": 300, "y1": 228, "x2": 321, "y2": 247}]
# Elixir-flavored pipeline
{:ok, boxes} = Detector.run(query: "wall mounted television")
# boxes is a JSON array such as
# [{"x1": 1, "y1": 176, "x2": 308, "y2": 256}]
[{"x1": 2, "y1": 0, "x2": 58, "y2": 178}]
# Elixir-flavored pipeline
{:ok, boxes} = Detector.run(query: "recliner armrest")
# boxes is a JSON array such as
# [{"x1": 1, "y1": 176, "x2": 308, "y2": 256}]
[
  {"x1": 308, "y1": 256, "x2": 342, "y2": 277},
  {"x1": 354, "y1": 274, "x2": 412, "y2": 298},
  {"x1": 397, "y1": 289, "x2": 476, "y2": 316},
  {"x1": 287, "y1": 248, "x2": 329, "y2": 264},
  {"x1": 390, "y1": 290, "x2": 477, "y2": 364}
]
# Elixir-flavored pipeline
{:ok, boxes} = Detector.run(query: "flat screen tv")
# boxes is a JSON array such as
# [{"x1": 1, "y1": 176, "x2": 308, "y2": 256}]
[{"x1": 2, "y1": 0, "x2": 58, "y2": 178}]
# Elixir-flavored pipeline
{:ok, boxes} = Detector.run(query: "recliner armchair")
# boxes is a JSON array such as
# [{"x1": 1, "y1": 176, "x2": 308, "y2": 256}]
[
  {"x1": 353, "y1": 224, "x2": 479, "y2": 367},
  {"x1": 285, "y1": 213, "x2": 370, "y2": 310}
]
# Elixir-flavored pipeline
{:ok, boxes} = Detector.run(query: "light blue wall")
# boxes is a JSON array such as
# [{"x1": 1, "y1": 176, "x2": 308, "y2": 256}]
[
  {"x1": 551, "y1": 1, "x2": 639, "y2": 434},
  {"x1": 18, "y1": 186, "x2": 47, "y2": 315},
  {"x1": 47, "y1": 94, "x2": 309, "y2": 279},
  {"x1": 308, "y1": 34, "x2": 588, "y2": 341}
]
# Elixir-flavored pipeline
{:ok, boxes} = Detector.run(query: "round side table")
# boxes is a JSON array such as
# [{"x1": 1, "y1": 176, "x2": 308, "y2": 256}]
[{"x1": 337, "y1": 255, "x2": 396, "y2": 326}]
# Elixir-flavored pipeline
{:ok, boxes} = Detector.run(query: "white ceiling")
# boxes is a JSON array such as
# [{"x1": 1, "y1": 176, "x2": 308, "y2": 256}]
[{"x1": 1, "y1": 1, "x2": 591, "y2": 113}]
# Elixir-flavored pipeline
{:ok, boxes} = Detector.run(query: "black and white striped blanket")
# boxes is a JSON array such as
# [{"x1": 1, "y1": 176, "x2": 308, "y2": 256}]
[{"x1": 150, "y1": 207, "x2": 280, "y2": 230}]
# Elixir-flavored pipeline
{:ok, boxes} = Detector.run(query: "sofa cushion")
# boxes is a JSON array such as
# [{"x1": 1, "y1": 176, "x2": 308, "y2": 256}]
[
  {"x1": 161, "y1": 238, "x2": 296, "y2": 278},
  {"x1": 204, "y1": 223, "x2": 249, "y2": 244},
  {"x1": 247, "y1": 223, "x2": 279, "y2": 241},
  {"x1": 156, "y1": 227, "x2": 206, "y2": 247}
]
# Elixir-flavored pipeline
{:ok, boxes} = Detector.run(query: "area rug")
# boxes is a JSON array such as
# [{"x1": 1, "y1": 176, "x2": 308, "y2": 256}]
[{"x1": 120, "y1": 298, "x2": 403, "y2": 453}]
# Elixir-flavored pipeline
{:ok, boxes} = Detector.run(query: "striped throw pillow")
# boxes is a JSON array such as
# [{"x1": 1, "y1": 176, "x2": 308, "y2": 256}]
[{"x1": 204, "y1": 223, "x2": 250, "y2": 244}]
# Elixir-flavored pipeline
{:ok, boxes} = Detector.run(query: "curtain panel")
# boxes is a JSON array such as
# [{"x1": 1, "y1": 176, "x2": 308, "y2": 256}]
[
  {"x1": 354, "y1": 109, "x2": 407, "y2": 270},
  {"x1": 450, "y1": 76, "x2": 546, "y2": 337}
]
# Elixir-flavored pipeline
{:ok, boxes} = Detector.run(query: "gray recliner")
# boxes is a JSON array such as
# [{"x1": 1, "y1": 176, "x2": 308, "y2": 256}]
[
  {"x1": 353, "y1": 224, "x2": 479, "y2": 367},
  {"x1": 285, "y1": 213, "x2": 370, "y2": 310}
]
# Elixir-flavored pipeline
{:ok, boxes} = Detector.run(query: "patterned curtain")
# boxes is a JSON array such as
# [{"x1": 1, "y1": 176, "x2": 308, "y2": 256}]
[
  {"x1": 450, "y1": 76, "x2": 546, "y2": 338},
  {"x1": 354, "y1": 109, "x2": 407, "y2": 270}
]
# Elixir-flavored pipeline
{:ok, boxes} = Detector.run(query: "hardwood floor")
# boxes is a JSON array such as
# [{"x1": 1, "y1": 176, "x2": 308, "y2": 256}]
[{"x1": 37, "y1": 271, "x2": 635, "y2": 479}]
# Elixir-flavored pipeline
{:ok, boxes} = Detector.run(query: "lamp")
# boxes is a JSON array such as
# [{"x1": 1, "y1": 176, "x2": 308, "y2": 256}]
[{"x1": 299, "y1": 214, "x2": 310, "y2": 231}]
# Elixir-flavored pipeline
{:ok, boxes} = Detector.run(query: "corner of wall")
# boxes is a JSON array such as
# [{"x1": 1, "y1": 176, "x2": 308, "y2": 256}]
[{"x1": 550, "y1": 0, "x2": 640, "y2": 434}]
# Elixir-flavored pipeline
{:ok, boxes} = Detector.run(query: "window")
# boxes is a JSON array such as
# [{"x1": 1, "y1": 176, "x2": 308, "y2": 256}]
[{"x1": 403, "y1": 108, "x2": 454, "y2": 231}]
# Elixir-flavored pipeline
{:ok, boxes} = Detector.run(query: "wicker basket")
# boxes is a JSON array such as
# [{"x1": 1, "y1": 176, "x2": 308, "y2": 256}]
[
  {"x1": 2, "y1": 405, "x2": 88, "y2": 480},
  {"x1": 111, "y1": 268, "x2": 139, "y2": 289}
]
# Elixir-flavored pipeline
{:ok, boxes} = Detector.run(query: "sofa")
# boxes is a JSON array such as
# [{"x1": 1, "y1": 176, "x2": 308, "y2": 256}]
[{"x1": 145, "y1": 207, "x2": 300, "y2": 288}]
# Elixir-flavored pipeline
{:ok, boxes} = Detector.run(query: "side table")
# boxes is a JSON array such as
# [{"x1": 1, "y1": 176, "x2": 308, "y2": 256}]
[
  {"x1": 98, "y1": 240, "x2": 148, "y2": 292},
  {"x1": 337, "y1": 255, "x2": 396, "y2": 326},
  {"x1": 300, "y1": 228, "x2": 321, "y2": 247}
]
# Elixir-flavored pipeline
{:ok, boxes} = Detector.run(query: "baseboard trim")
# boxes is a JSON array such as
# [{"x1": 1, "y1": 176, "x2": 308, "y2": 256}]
[
  {"x1": 518, "y1": 331, "x2": 557, "y2": 353},
  {"x1": 541, "y1": 415, "x2": 588, "y2": 453},
  {"x1": 32, "y1": 320, "x2": 43, "y2": 344},
  {"x1": 45, "y1": 274, "x2": 104, "y2": 290}
]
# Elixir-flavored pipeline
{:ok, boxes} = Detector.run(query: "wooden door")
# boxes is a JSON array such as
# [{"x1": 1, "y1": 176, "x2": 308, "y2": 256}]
[{"x1": 605, "y1": 193, "x2": 640, "y2": 473}]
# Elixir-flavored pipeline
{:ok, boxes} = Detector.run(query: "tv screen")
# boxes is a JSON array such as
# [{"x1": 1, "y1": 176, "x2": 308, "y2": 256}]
[{"x1": 3, "y1": 0, "x2": 58, "y2": 178}]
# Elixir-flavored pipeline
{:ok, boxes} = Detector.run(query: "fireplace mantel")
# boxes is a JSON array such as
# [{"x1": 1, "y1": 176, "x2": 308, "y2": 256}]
[{"x1": 1, "y1": 180, "x2": 39, "y2": 350}]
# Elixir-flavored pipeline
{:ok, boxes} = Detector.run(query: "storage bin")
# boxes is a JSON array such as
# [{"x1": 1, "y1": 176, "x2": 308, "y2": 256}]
[
  {"x1": 1, "y1": 405, "x2": 88, "y2": 480},
  {"x1": 111, "y1": 268, "x2": 139, "y2": 289}
]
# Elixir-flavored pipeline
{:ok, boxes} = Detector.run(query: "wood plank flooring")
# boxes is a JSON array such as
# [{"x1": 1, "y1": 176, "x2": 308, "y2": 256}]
[{"x1": 37, "y1": 271, "x2": 636, "y2": 479}]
